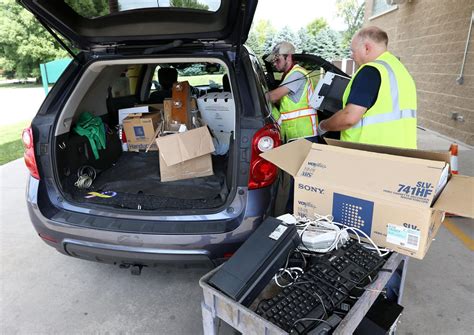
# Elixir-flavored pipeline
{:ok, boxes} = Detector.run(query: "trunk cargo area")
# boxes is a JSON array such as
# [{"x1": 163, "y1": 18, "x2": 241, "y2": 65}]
[
  {"x1": 62, "y1": 152, "x2": 229, "y2": 210},
  {"x1": 54, "y1": 59, "x2": 236, "y2": 212}
]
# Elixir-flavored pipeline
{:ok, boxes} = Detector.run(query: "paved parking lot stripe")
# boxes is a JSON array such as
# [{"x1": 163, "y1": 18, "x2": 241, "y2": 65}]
[{"x1": 443, "y1": 219, "x2": 474, "y2": 251}]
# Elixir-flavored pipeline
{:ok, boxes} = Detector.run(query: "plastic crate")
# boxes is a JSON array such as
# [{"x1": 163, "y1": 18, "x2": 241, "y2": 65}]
[{"x1": 199, "y1": 252, "x2": 408, "y2": 335}]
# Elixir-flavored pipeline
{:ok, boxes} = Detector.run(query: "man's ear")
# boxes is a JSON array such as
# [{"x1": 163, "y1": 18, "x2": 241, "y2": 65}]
[{"x1": 364, "y1": 41, "x2": 371, "y2": 55}]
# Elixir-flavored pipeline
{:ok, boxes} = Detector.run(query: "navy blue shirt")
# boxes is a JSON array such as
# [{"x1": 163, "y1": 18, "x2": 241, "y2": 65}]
[{"x1": 346, "y1": 66, "x2": 381, "y2": 109}]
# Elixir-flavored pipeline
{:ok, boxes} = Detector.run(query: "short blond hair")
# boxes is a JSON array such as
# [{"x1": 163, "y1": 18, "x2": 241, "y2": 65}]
[{"x1": 355, "y1": 26, "x2": 388, "y2": 46}]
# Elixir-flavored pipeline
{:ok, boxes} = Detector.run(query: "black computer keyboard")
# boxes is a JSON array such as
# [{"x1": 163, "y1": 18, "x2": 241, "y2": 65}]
[{"x1": 256, "y1": 239, "x2": 385, "y2": 334}]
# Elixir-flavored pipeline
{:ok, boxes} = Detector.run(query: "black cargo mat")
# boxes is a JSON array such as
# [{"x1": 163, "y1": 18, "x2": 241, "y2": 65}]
[{"x1": 64, "y1": 152, "x2": 228, "y2": 210}]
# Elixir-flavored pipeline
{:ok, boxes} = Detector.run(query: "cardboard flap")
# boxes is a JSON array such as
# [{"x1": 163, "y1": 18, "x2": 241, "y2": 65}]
[
  {"x1": 123, "y1": 113, "x2": 143, "y2": 121},
  {"x1": 325, "y1": 139, "x2": 450, "y2": 165},
  {"x1": 433, "y1": 174, "x2": 474, "y2": 218},
  {"x1": 260, "y1": 139, "x2": 313, "y2": 177},
  {"x1": 156, "y1": 126, "x2": 215, "y2": 167},
  {"x1": 295, "y1": 142, "x2": 447, "y2": 208}
]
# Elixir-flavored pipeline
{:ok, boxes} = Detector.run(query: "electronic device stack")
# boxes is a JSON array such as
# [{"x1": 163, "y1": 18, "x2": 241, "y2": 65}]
[{"x1": 200, "y1": 215, "x2": 408, "y2": 335}]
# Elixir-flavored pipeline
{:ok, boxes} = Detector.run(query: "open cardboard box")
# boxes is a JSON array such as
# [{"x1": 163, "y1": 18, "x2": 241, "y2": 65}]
[
  {"x1": 155, "y1": 126, "x2": 215, "y2": 182},
  {"x1": 261, "y1": 139, "x2": 474, "y2": 259}
]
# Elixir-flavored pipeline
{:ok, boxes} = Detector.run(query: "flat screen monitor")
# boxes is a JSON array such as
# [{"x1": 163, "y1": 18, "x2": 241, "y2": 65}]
[{"x1": 309, "y1": 72, "x2": 350, "y2": 114}]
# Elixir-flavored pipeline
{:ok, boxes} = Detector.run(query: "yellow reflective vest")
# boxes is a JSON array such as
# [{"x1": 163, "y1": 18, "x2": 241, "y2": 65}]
[
  {"x1": 341, "y1": 51, "x2": 417, "y2": 149},
  {"x1": 272, "y1": 65, "x2": 318, "y2": 142}
]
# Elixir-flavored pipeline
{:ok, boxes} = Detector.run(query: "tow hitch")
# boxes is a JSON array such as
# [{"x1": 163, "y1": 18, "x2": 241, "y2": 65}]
[{"x1": 119, "y1": 263, "x2": 144, "y2": 275}]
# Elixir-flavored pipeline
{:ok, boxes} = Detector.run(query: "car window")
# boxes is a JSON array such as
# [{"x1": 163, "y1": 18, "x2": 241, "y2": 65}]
[
  {"x1": 151, "y1": 63, "x2": 226, "y2": 93},
  {"x1": 64, "y1": 0, "x2": 222, "y2": 19},
  {"x1": 178, "y1": 68, "x2": 223, "y2": 89},
  {"x1": 249, "y1": 55, "x2": 270, "y2": 93},
  {"x1": 249, "y1": 53, "x2": 272, "y2": 118}
]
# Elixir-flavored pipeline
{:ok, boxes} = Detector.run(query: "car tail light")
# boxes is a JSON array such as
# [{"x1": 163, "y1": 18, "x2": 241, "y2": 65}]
[
  {"x1": 248, "y1": 124, "x2": 281, "y2": 190},
  {"x1": 22, "y1": 127, "x2": 40, "y2": 179}
]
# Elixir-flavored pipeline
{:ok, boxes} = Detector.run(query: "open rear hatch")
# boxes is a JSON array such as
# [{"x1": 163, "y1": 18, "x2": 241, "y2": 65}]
[{"x1": 18, "y1": 0, "x2": 257, "y2": 51}]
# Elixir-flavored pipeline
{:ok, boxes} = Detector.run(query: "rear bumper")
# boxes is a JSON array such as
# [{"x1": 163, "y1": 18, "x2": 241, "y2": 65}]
[
  {"x1": 26, "y1": 177, "x2": 274, "y2": 265},
  {"x1": 63, "y1": 239, "x2": 213, "y2": 265}
]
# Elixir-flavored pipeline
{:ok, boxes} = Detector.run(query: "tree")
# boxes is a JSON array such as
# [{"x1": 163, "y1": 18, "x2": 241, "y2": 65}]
[
  {"x1": 306, "y1": 18, "x2": 328, "y2": 38},
  {"x1": 311, "y1": 28, "x2": 345, "y2": 61},
  {"x1": 0, "y1": 0, "x2": 123, "y2": 79},
  {"x1": 271, "y1": 27, "x2": 299, "y2": 52},
  {"x1": 336, "y1": 0, "x2": 365, "y2": 48},
  {"x1": 247, "y1": 20, "x2": 276, "y2": 58},
  {"x1": 297, "y1": 27, "x2": 312, "y2": 54},
  {"x1": 0, "y1": 0, "x2": 68, "y2": 79},
  {"x1": 170, "y1": 0, "x2": 209, "y2": 10},
  {"x1": 64, "y1": 0, "x2": 109, "y2": 18}
]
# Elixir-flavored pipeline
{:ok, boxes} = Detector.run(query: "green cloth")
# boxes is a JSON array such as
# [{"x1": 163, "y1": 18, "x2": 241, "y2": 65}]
[{"x1": 73, "y1": 112, "x2": 106, "y2": 160}]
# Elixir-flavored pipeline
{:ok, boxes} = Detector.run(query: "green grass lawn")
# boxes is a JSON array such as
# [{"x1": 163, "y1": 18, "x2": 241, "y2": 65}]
[
  {"x1": 178, "y1": 74, "x2": 223, "y2": 86},
  {"x1": 0, "y1": 81, "x2": 43, "y2": 89},
  {"x1": 0, "y1": 120, "x2": 30, "y2": 165}
]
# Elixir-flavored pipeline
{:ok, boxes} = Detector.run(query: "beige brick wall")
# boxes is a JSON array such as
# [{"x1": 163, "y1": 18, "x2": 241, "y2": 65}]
[{"x1": 364, "y1": 0, "x2": 474, "y2": 146}]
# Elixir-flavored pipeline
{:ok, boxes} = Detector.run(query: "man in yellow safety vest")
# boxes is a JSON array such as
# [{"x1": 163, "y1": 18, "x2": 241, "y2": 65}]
[
  {"x1": 265, "y1": 41, "x2": 319, "y2": 143},
  {"x1": 265, "y1": 41, "x2": 321, "y2": 214},
  {"x1": 317, "y1": 26, "x2": 417, "y2": 149}
]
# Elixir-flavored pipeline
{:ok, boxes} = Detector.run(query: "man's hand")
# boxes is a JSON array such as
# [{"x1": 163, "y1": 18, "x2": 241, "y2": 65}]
[{"x1": 317, "y1": 121, "x2": 327, "y2": 136}]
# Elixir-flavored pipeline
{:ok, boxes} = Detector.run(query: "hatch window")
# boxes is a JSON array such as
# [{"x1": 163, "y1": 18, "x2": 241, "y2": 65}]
[{"x1": 65, "y1": 0, "x2": 221, "y2": 19}]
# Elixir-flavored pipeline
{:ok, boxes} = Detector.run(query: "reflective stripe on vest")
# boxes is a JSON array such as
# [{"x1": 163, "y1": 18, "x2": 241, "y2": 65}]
[
  {"x1": 352, "y1": 60, "x2": 416, "y2": 129},
  {"x1": 280, "y1": 107, "x2": 317, "y2": 120}
]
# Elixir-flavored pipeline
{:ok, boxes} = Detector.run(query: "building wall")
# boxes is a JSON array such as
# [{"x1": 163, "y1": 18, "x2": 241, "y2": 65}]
[{"x1": 364, "y1": 0, "x2": 474, "y2": 146}]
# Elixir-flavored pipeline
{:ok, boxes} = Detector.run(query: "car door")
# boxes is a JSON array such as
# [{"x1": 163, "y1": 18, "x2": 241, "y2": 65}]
[{"x1": 263, "y1": 53, "x2": 350, "y2": 140}]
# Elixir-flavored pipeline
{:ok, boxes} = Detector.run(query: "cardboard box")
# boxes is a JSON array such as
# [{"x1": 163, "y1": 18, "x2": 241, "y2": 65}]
[
  {"x1": 261, "y1": 140, "x2": 474, "y2": 259},
  {"x1": 123, "y1": 112, "x2": 161, "y2": 151},
  {"x1": 197, "y1": 92, "x2": 235, "y2": 133},
  {"x1": 118, "y1": 104, "x2": 160, "y2": 125},
  {"x1": 155, "y1": 126, "x2": 215, "y2": 182},
  {"x1": 118, "y1": 104, "x2": 163, "y2": 151}
]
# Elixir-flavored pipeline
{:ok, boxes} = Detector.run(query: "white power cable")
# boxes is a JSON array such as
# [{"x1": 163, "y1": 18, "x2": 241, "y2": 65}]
[
  {"x1": 273, "y1": 267, "x2": 304, "y2": 288},
  {"x1": 290, "y1": 213, "x2": 391, "y2": 256}
]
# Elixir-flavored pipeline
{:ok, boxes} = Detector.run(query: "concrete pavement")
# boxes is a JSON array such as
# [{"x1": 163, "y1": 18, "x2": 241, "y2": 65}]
[
  {"x1": 0, "y1": 160, "x2": 211, "y2": 334},
  {"x1": 1, "y1": 128, "x2": 473, "y2": 334}
]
